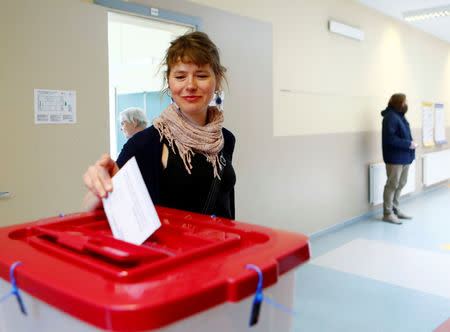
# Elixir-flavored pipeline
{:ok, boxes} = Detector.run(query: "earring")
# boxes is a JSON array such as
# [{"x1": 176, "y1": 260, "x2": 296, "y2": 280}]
[
  {"x1": 215, "y1": 90, "x2": 224, "y2": 111},
  {"x1": 167, "y1": 90, "x2": 173, "y2": 103},
  {"x1": 168, "y1": 90, "x2": 179, "y2": 109}
]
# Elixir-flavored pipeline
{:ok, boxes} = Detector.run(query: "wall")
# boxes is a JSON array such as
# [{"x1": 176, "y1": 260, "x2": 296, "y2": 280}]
[
  {"x1": 1, "y1": 0, "x2": 449, "y2": 235},
  {"x1": 0, "y1": 0, "x2": 274, "y2": 231},
  {"x1": 187, "y1": 0, "x2": 450, "y2": 234},
  {"x1": 0, "y1": 0, "x2": 109, "y2": 226}
]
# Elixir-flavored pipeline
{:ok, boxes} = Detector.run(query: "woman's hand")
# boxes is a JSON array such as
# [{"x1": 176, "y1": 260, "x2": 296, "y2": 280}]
[
  {"x1": 82, "y1": 154, "x2": 119, "y2": 211},
  {"x1": 409, "y1": 141, "x2": 418, "y2": 149}
]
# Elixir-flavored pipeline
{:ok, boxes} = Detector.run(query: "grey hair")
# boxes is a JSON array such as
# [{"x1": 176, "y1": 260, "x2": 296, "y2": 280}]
[{"x1": 119, "y1": 107, "x2": 149, "y2": 127}]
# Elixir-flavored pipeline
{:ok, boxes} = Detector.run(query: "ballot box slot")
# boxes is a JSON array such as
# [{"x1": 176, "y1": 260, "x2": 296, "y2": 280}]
[{"x1": 7, "y1": 211, "x2": 271, "y2": 281}]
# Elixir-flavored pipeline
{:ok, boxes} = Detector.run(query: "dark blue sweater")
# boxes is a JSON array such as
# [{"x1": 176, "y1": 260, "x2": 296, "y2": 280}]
[
  {"x1": 116, "y1": 126, "x2": 236, "y2": 219},
  {"x1": 381, "y1": 107, "x2": 415, "y2": 164}
]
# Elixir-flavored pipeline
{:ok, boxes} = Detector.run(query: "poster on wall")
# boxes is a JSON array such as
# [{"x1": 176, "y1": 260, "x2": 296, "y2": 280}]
[
  {"x1": 34, "y1": 89, "x2": 77, "y2": 124},
  {"x1": 422, "y1": 102, "x2": 434, "y2": 147},
  {"x1": 434, "y1": 103, "x2": 446, "y2": 145}
]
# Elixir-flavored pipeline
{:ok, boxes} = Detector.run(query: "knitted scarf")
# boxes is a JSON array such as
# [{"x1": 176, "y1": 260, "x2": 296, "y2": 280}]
[{"x1": 152, "y1": 103, "x2": 225, "y2": 178}]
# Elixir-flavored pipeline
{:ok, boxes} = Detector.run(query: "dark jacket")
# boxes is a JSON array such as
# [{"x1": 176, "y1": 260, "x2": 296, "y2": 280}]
[
  {"x1": 381, "y1": 107, "x2": 415, "y2": 164},
  {"x1": 116, "y1": 126, "x2": 236, "y2": 219}
]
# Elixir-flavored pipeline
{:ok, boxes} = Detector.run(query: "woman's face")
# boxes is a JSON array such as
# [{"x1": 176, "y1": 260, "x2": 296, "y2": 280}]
[
  {"x1": 168, "y1": 61, "x2": 218, "y2": 125},
  {"x1": 401, "y1": 99, "x2": 408, "y2": 113}
]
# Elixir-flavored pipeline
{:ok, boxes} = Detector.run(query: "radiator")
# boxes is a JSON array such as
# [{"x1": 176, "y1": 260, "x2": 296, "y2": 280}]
[
  {"x1": 369, "y1": 161, "x2": 416, "y2": 206},
  {"x1": 422, "y1": 150, "x2": 450, "y2": 186}
]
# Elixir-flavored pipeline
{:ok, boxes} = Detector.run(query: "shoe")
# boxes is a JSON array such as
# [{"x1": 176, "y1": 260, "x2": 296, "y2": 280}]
[
  {"x1": 394, "y1": 209, "x2": 412, "y2": 219},
  {"x1": 382, "y1": 214, "x2": 402, "y2": 224}
]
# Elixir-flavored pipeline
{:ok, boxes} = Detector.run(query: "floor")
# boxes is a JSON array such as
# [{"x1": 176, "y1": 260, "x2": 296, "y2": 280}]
[{"x1": 292, "y1": 185, "x2": 450, "y2": 332}]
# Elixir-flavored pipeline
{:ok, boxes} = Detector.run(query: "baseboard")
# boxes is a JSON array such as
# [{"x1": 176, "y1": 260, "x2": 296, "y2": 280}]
[{"x1": 308, "y1": 183, "x2": 447, "y2": 239}]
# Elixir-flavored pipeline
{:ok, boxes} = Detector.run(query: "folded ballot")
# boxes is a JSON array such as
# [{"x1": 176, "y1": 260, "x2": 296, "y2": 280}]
[{"x1": 102, "y1": 157, "x2": 161, "y2": 245}]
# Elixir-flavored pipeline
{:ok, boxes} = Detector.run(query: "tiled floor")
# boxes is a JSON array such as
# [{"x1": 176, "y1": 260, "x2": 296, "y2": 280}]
[{"x1": 292, "y1": 185, "x2": 450, "y2": 332}]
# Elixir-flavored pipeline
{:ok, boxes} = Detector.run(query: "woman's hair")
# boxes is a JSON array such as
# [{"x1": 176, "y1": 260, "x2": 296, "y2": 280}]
[
  {"x1": 388, "y1": 93, "x2": 406, "y2": 111},
  {"x1": 162, "y1": 31, "x2": 227, "y2": 92},
  {"x1": 120, "y1": 107, "x2": 149, "y2": 127}
]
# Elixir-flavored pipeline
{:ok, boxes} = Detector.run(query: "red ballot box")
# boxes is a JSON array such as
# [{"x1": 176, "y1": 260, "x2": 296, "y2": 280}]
[{"x1": 0, "y1": 207, "x2": 310, "y2": 332}]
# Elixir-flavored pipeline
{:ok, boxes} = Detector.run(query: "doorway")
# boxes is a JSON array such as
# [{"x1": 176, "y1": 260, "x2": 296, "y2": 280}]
[{"x1": 107, "y1": 11, "x2": 194, "y2": 159}]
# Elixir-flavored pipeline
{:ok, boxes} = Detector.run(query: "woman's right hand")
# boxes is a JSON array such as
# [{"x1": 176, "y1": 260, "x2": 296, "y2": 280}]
[
  {"x1": 409, "y1": 141, "x2": 418, "y2": 149},
  {"x1": 82, "y1": 154, "x2": 119, "y2": 211}
]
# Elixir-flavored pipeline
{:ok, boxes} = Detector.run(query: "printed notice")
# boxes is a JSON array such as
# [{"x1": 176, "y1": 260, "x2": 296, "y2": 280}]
[
  {"x1": 434, "y1": 103, "x2": 447, "y2": 145},
  {"x1": 34, "y1": 89, "x2": 76, "y2": 124},
  {"x1": 102, "y1": 157, "x2": 161, "y2": 245},
  {"x1": 422, "y1": 102, "x2": 434, "y2": 147}
]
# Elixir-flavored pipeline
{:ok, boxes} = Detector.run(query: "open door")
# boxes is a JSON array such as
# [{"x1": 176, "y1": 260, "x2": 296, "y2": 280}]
[{"x1": 107, "y1": 12, "x2": 194, "y2": 158}]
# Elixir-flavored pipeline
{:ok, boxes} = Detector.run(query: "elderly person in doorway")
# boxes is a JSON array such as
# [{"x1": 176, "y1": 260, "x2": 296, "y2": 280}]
[{"x1": 119, "y1": 107, "x2": 149, "y2": 139}]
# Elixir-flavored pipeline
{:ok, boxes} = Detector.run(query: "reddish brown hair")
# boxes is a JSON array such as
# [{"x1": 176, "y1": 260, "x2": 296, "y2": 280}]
[
  {"x1": 388, "y1": 93, "x2": 406, "y2": 111},
  {"x1": 162, "y1": 31, "x2": 226, "y2": 91}
]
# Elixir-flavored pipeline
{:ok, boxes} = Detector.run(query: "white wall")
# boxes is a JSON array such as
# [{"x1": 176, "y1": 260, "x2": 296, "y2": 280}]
[
  {"x1": 2, "y1": 0, "x2": 449, "y2": 236},
  {"x1": 0, "y1": 0, "x2": 109, "y2": 226},
  {"x1": 187, "y1": 0, "x2": 450, "y2": 234},
  {"x1": 189, "y1": 0, "x2": 450, "y2": 135}
]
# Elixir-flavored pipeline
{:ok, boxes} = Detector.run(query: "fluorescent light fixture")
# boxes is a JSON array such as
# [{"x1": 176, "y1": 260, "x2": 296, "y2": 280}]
[
  {"x1": 403, "y1": 5, "x2": 450, "y2": 21},
  {"x1": 328, "y1": 20, "x2": 364, "y2": 41}
]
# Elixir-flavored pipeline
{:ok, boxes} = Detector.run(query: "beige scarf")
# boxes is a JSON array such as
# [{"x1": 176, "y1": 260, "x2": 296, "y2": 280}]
[{"x1": 152, "y1": 104, "x2": 225, "y2": 178}]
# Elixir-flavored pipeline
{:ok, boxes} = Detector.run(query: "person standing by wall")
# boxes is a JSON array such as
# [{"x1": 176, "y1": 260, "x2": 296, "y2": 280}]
[
  {"x1": 381, "y1": 93, "x2": 418, "y2": 224},
  {"x1": 119, "y1": 107, "x2": 149, "y2": 139}
]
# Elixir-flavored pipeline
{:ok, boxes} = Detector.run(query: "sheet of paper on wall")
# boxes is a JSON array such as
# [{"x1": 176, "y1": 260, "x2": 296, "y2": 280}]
[
  {"x1": 422, "y1": 102, "x2": 435, "y2": 147},
  {"x1": 102, "y1": 157, "x2": 161, "y2": 246},
  {"x1": 434, "y1": 103, "x2": 446, "y2": 145},
  {"x1": 34, "y1": 89, "x2": 76, "y2": 124}
]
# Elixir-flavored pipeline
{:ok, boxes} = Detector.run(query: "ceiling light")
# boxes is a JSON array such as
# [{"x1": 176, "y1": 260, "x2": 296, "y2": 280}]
[{"x1": 403, "y1": 5, "x2": 450, "y2": 21}]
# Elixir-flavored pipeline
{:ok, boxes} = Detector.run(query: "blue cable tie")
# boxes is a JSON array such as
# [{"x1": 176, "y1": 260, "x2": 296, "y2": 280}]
[
  {"x1": 211, "y1": 214, "x2": 216, "y2": 219},
  {"x1": 246, "y1": 264, "x2": 264, "y2": 326},
  {"x1": 0, "y1": 261, "x2": 27, "y2": 315},
  {"x1": 262, "y1": 297, "x2": 296, "y2": 315},
  {"x1": 246, "y1": 264, "x2": 295, "y2": 327},
  {"x1": 58, "y1": 213, "x2": 65, "y2": 217},
  {"x1": 0, "y1": 292, "x2": 10, "y2": 303},
  {"x1": 246, "y1": 264, "x2": 263, "y2": 292}
]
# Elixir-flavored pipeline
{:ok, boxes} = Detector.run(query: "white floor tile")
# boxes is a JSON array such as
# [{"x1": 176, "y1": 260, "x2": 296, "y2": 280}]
[{"x1": 311, "y1": 238, "x2": 450, "y2": 299}]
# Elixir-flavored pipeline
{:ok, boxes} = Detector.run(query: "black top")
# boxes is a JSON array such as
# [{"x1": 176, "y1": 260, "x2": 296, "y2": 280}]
[
  {"x1": 116, "y1": 126, "x2": 236, "y2": 219},
  {"x1": 159, "y1": 139, "x2": 236, "y2": 218}
]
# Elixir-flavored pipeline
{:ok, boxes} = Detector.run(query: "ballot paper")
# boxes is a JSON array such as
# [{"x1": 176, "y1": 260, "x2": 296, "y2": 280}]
[{"x1": 102, "y1": 157, "x2": 161, "y2": 245}]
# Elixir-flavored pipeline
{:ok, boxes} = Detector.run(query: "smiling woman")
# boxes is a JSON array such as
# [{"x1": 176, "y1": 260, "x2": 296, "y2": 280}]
[
  {"x1": 82, "y1": 32, "x2": 236, "y2": 220},
  {"x1": 168, "y1": 62, "x2": 217, "y2": 125}
]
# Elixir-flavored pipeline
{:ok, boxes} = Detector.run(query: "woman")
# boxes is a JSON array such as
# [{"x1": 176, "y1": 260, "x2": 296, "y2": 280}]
[
  {"x1": 82, "y1": 32, "x2": 236, "y2": 219},
  {"x1": 381, "y1": 93, "x2": 417, "y2": 224}
]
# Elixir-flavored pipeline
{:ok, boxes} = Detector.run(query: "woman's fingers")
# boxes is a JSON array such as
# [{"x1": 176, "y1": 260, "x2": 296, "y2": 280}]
[
  {"x1": 81, "y1": 191, "x2": 102, "y2": 211},
  {"x1": 98, "y1": 154, "x2": 119, "y2": 176},
  {"x1": 83, "y1": 165, "x2": 107, "y2": 198},
  {"x1": 95, "y1": 159, "x2": 113, "y2": 193},
  {"x1": 83, "y1": 154, "x2": 119, "y2": 198}
]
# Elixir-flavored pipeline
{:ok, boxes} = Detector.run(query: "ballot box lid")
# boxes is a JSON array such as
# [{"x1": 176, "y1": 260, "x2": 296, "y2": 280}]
[{"x1": 0, "y1": 207, "x2": 309, "y2": 331}]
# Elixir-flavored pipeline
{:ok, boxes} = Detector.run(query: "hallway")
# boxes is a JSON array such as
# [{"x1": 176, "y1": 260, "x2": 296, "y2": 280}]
[{"x1": 293, "y1": 185, "x2": 450, "y2": 331}]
